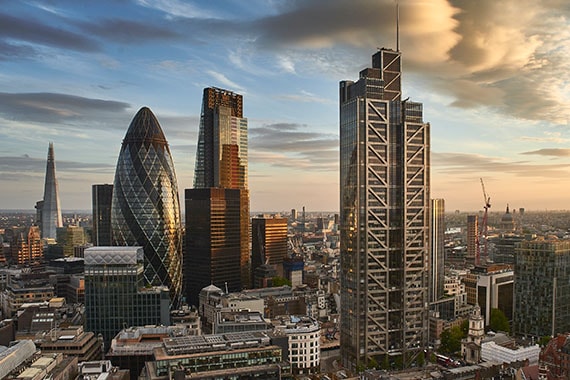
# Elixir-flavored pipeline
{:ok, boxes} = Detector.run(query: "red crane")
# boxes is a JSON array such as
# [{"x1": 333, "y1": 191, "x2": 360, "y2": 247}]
[{"x1": 476, "y1": 178, "x2": 491, "y2": 265}]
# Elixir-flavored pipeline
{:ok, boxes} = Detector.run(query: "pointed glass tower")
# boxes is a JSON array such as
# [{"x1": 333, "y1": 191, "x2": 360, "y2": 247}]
[
  {"x1": 41, "y1": 142, "x2": 63, "y2": 239},
  {"x1": 111, "y1": 107, "x2": 183, "y2": 306}
]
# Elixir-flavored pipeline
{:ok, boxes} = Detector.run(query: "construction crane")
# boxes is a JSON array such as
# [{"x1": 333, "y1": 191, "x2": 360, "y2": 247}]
[{"x1": 477, "y1": 178, "x2": 491, "y2": 265}]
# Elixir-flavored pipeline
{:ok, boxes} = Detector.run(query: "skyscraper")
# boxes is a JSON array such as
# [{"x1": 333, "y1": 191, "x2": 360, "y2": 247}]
[
  {"x1": 339, "y1": 48, "x2": 430, "y2": 370},
  {"x1": 184, "y1": 188, "x2": 242, "y2": 306},
  {"x1": 514, "y1": 239, "x2": 570, "y2": 338},
  {"x1": 111, "y1": 107, "x2": 182, "y2": 306},
  {"x1": 466, "y1": 215, "x2": 478, "y2": 263},
  {"x1": 186, "y1": 87, "x2": 250, "y2": 302},
  {"x1": 92, "y1": 184, "x2": 113, "y2": 246},
  {"x1": 251, "y1": 214, "x2": 288, "y2": 281},
  {"x1": 41, "y1": 142, "x2": 62, "y2": 240},
  {"x1": 430, "y1": 199, "x2": 445, "y2": 302}
]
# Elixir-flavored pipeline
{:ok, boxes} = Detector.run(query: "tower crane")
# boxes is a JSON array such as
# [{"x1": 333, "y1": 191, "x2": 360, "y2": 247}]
[{"x1": 477, "y1": 178, "x2": 491, "y2": 265}]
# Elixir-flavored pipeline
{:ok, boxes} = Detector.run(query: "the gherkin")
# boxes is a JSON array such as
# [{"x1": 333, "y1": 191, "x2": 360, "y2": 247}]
[{"x1": 111, "y1": 107, "x2": 182, "y2": 306}]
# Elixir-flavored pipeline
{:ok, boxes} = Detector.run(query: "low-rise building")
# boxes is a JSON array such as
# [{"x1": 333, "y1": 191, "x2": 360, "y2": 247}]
[
  {"x1": 271, "y1": 315, "x2": 320, "y2": 376},
  {"x1": 143, "y1": 331, "x2": 289, "y2": 380}
]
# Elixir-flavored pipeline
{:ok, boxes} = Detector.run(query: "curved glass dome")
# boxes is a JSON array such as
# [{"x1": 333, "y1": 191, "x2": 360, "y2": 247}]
[{"x1": 111, "y1": 107, "x2": 182, "y2": 305}]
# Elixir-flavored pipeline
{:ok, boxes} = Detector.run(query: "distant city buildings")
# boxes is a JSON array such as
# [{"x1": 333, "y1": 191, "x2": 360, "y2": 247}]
[
  {"x1": 339, "y1": 47, "x2": 430, "y2": 370},
  {"x1": 111, "y1": 107, "x2": 183, "y2": 305},
  {"x1": 40, "y1": 142, "x2": 63, "y2": 240}
]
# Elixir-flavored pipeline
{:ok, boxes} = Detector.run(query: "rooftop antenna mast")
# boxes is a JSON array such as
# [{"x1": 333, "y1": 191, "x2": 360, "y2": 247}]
[{"x1": 396, "y1": 1, "x2": 400, "y2": 51}]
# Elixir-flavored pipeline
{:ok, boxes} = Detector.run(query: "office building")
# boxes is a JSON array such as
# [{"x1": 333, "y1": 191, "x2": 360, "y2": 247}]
[
  {"x1": 84, "y1": 247, "x2": 171, "y2": 350},
  {"x1": 514, "y1": 239, "x2": 570, "y2": 338},
  {"x1": 92, "y1": 184, "x2": 113, "y2": 246},
  {"x1": 464, "y1": 264, "x2": 514, "y2": 326},
  {"x1": 339, "y1": 48, "x2": 430, "y2": 370},
  {"x1": 467, "y1": 215, "x2": 478, "y2": 263},
  {"x1": 111, "y1": 107, "x2": 183, "y2": 305},
  {"x1": 9, "y1": 226, "x2": 43, "y2": 265},
  {"x1": 185, "y1": 188, "x2": 244, "y2": 306},
  {"x1": 430, "y1": 199, "x2": 445, "y2": 302},
  {"x1": 271, "y1": 315, "x2": 321, "y2": 376},
  {"x1": 251, "y1": 214, "x2": 288, "y2": 282},
  {"x1": 41, "y1": 142, "x2": 63, "y2": 240},
  {"x1": 186, "y1": 87, "x2": 250, "y2": 304},
  {"x1": 144, "y1": 331, "x2": 287, "y2": 380}
]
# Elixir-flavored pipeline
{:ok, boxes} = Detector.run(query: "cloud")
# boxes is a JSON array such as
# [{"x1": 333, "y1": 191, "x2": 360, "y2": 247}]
[
  {"x1": 0, "y1": 92, "x2": 131, "y2": 125},
  {"x1": 0, "y1": 11, "x2": 99, "y2": 53},
  {"x1": 249, "y1": 123, "x2": 338, "y2": 171},
  {"x1": 206, "y1": 71, "x2": 246, "y2": 93},
  {"x1": 0, "y1": 41, "x2": 38, "y2": 61},
  {"x1": 276, "y1": 90, "x2": 335, "y2": 105},
  {"x1": 0, "y1": 155, "x2": 114, "y2": 173},
  {"x1": 519, "y1": 132, "x2": 570, "y2": 144},
  {"x1": 77, "y1": 18, "x2": 181, "y2": 44},
  {"x1": 432, "y1": 152, "x2": 570, "y2": 178},
  {"x1": 520, "y1": 149, "x2": 570, "y2": 157},
  {"x1": 135, "y1": 0, "x2": 220, "y2": 19}
]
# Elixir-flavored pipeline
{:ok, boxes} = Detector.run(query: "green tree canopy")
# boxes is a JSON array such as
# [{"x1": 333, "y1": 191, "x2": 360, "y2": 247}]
[
  {"x1": 489, "y1": 308, "x2": 510, "y2": 333},
  {"x1": 271, "y1": 276, "x2": 292, "y2": 287},
  {"x1": 440, "y1": 325, "x2": 465, "y2": 354}
]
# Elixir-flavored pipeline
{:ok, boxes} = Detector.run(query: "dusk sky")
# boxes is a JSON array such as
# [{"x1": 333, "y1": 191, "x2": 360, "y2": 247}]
[{"x1": 1, "y1": 0, "x2": 569, "y2": 212}]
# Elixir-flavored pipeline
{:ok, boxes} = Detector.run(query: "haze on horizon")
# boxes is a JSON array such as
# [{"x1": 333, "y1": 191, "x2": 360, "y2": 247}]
[{"x1": 0, "y1": 0, "x2": 569, "y2": 213}]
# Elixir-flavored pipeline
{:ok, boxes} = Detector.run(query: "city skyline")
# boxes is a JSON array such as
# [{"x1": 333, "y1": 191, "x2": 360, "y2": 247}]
[{"x1": 1, "y1": 1, "x2": 569, "y2": 212}]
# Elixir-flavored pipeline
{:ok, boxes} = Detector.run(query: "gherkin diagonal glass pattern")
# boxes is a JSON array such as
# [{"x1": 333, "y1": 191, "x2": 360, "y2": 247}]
[{"x1": 111, "y1": 107, "x2": 182, "y2": 306}]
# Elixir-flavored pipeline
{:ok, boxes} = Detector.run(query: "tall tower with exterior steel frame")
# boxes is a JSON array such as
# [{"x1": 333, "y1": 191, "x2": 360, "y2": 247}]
[
  {"x1": 41, "y1": 142, "x2": 63, "y2": 239},
  {"x1": 339, "y1": 48, "x2": 430, "y2": 371}
]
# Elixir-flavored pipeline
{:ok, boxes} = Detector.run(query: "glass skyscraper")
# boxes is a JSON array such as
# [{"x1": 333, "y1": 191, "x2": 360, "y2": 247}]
[
  {"x1": 41, "y1": 142, "x2": 62, "y2": 240},
  {"x1": 186, "y1": 87, "x2": 250, "y2": 304},
  {"x1": 430, "y1": 199, "x2": 445, "y2": 302},
  {"x1": 92, "y1": 184, "x2": 113, "y2": 246},
  {"x1": 339, "y1": 48, "x2": 430, "y2": 370},
  {"x1": 111, "y1": 107, "x2": 183, "y2": 306}
]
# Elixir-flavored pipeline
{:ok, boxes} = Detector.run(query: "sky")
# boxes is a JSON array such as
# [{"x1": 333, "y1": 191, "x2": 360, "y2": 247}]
[{"x1": 0, "y1": 0, "x2": 569, "y2": 213}]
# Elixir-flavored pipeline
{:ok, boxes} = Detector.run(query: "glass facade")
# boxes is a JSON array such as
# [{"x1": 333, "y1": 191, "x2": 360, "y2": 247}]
[
  {"x1": 185, "y1": 188, "x2": 244, "y2": 307},
  {"x1": 41, "y1": 142, "x2": 62, "y2": 239},
  {"x1": 340, "y1": 49, "x2": 430, "y2": 371},
  {"x1": 514, "y1": 240, "x2": 570, "y2": 338},
  {"x1": 84, "y1": 247, "x2": 171, "y2": 350},
  {"x1": 111, "y1": 107, "x2": 182, "y2": 305},
  {"x1": 92, "y1": 184, "x2": 113, "y2": 246}
]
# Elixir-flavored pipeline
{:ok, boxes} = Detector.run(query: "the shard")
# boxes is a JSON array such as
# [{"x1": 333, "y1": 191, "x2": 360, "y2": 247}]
[
  {"x1": 41, "y1": 142, "x2": 63, "y2": 239},
  {"x1": 111, "y1": 107, "x2": 182, "y2": 306}
]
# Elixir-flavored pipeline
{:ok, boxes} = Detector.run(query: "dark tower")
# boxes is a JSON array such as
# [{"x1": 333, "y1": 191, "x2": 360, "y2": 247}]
[
  {"x1": 92, "y1": 184, "x2": 113, "y2": 246},
  {"x1": 111, "y1": 107, "x2": 183, "y2": 306}
]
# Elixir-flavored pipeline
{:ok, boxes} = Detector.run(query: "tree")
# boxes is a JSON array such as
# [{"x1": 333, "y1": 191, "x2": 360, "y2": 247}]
[
  {"x1": 382, "y1": 355, "x2": 390, "y2": 370},
  {"x1": 271, "y1": 276, "x2": 292, "y2": 287},
  {"x1": 440, "y1": 325, "x2": 465, "y2": 354},
  {"x1": 368, "y1": 357, "x2": 378, "y2": 369},
  {"x1": 489, "y1": 308, "x2": 510, "y2": 333}
]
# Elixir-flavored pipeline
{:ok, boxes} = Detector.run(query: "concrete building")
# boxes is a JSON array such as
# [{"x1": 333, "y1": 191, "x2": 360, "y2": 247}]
[
  {"x1": 272, "y1": 315, "x2": 321, "y2": 376},
  {"x1": 464, "y1": 264, "x2": 514, "y2": 326},
  {"x1": 1, "y1": 272, "x2": 55, "y2": 317},
  {"x1": 143, "y1": 331, "x2": 288, "y2": 380}
]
